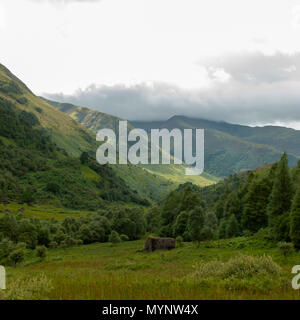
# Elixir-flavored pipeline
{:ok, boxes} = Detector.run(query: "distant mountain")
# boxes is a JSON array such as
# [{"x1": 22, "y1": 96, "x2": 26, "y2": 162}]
[
  {"x1": 42, "y1": 98, "x2": 132, "y2": 132},
  {"x1": 46, "y1": 99, "x2": 217, "y2": 193},
  {"x1": 131, "y1": 115, "x2": 299, "y2": 177},
  {"x1": 160, "y1": 116, "x2": 300, "y2": 157},
  {"x1": 45, "y1": 95, "x2": 299, "y2": 178}
]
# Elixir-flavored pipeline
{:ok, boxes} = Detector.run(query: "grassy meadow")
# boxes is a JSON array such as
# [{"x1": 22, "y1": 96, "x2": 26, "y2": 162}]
[
  {"x1": 0, "y1": 203, "x2": 93, "y2": 221},
  {"x1": 2, "y1": 236, "x2": 300, "y2": 300}
]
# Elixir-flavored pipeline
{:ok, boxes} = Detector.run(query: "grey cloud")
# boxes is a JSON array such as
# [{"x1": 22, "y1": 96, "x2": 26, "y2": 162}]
[
  {"x1": 44, "y1": 52, "x2": 300, "y2": 126},
  {"x1": 203, "y1": 52, "x2": 300, "y2": 84}
]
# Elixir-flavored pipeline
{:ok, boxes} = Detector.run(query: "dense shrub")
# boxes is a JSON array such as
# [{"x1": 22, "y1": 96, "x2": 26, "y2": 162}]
[
  {"x1": 120, "y1": 234, "x2": 129, "y2": 241},
  {"x1": 192, "y1": 254, "x2": 281, "y2": 280},
  {"x1": 36, "y1": 245, "x2": 47, "y2": 260},
  {"x1": 176, "y1": 235, "x2": 183, "y2": 247},
  {"x1": 16, "y1": 97, "x2": 28, "y2": 105},
  {"x1": 109, "y1": 230, "x2": 121, "y2": 244},
  {"x1": 9, "y1": 248, "x2": 25, "y2": 267},
  {"x1": 48, "y1": 241, "x2": 58, "y2": 249},
  {"x1": 0, "y1": 274, "x2": 53, "y2": 300},
  {"x1": 60, "y1": 236, "x2": 77, "y2": 248},
  {"x1": 277, "y1": 241, "x2": 294, "y2": 258}
]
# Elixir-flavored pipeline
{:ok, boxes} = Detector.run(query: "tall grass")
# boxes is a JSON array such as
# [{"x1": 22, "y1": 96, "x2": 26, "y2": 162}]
[
  {"x1": 0, "y1": 274, "x2": 53, "y2": 300},
  {"x1": 1, "y1": 239, "x2": 300, "y2": 300},
  {"x1": 192, "y1": 254, "x2": 281, "y2": 279}
]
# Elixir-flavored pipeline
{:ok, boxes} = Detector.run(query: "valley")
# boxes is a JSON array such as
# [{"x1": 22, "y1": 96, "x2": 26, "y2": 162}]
[{"x1": 1, "y1": 63, "x2": 300, "y2": 301}]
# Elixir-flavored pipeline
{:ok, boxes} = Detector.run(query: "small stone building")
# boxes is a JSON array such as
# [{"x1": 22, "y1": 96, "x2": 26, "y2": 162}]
[{"x1": 145, "y1": 236, "x2": 175, "y2": 252}]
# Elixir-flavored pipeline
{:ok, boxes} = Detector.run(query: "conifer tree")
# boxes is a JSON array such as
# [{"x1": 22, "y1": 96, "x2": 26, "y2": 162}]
[
  {"x1": 201, "y1": 211, "x2": 218, "y2": 241},
  {"x1": 242, "y1": 176, "x2": 271, "y2": 232},
  {"x1": 173, "y1": 211, "x2": 189, "y2": 239},
  {"x1": 187, "y1": 207, "x2": 204, "y2": 246},
  {"x1": 223, "y1": 191, "x2": 242, "y2": 222},
  {"x1": 160, "y1": 184, "x2": 203, "y2": 237},
  {"x1": 201, "y1": 226, "x2": 214, "y2": 241},
  {"x1": 267, "y1": 153, "x2": 293, "y2": 229},
  {"x1": 218, "y1": 219, "x2": 227, "y2": 239},
  {"x1": 226, "y1": 214, "x2": 239, "y2": 238},
  {"x1": 179, "y1": 185, "x2": 204, "y2": 213},
  {"x1": 205, "y1": 211, "x2": 218, "y2": 232},
  {"x1": 214, "y1": 199, "x2": 224, "y2": 220},
  {"x1": 160, "y1": 191, "x2": 182, "y2": 236},
  {"x1": 273, "y1": 212, "x2": 290, "y2": 242},
  {"x1": 292, "y1": 160, "x2": 300, "y2": 184},
  {"x1": 290, "y1": 189, "x2": 300, "y2": 248}
]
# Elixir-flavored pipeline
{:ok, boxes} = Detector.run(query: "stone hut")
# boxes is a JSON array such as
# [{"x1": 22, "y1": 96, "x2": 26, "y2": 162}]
[{"x1": 145, "y1": 236, "x2": 175, "y2": 252}]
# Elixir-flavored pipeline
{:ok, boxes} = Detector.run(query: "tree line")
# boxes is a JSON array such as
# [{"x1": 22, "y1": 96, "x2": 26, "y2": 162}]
[
  {"x1": 145, "y1": 153, "x2": 300, "y2": 248},
  {"x1": 0, "y1": 206, "x2": 147, "y2": 266}
]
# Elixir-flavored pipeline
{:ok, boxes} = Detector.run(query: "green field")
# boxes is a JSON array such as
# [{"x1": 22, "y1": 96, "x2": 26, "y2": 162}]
[
  {"x1": 2, "y1": 237, "x2": 300, "y2": 300},
  {"x1": 0, "y1": 203, "x2": 93, "y2": 220},
  {"x1": 0, "y1": 202, "x2": 145, "y2": 221}
]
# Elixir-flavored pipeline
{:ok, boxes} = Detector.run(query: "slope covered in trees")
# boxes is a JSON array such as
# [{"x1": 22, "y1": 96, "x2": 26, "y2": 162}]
[
  {"x1": 0, "y1": 66, "x2": 149, "y2": 208},
  {"x1": 146, "y1": 154, "x2": 300, "y2": 248},
  {"x1": 1, "y1": 63, "x2": 211, "y2": 204},
  {"x1": 0, "y1": 64, "x2": 96, "y2": 157}
]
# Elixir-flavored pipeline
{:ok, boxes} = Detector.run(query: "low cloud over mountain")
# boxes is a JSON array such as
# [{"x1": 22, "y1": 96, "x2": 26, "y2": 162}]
[{"x1": 45, "y1": 52, "x2": 300, "y2": 125}]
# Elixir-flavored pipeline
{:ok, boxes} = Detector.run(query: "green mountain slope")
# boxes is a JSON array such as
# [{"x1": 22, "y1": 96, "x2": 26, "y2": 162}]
[
  {"x1": 45, "y1": 99, "x2": 217, "y2": 193},
  {"x1": 131, "y1": 116, "x2": 299, "y2": 177},
  {"x1": 163, "y1": 116, "x2": 300, "y2": 157},
  {"x1": 0, "y1": 63, "x2": 149, "y2": 208},
  {"x1": 156, "y1": 116, "x2": 300, "y2": 157},
  {"x1": 42, "y1": 98, "x2": 131, "y2": 132},
  {"x1": 0, "y1": 64, "x2": 96, "y2": 157}
]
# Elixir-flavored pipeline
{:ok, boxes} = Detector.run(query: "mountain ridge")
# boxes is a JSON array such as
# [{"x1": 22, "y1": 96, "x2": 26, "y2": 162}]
[
  {"x1": 45, "y1": 98, "x2": 217, "y2": 189},
  {"x1": 43, "y1": 93, "x2": 299, "y2": 178},
  {"x1": 133, "y1": 115, "x2": 300, "y2": 156},
  {"x1": 0, "y1": 63, "x2": 155, "y2": 206},
  {"x1": 131, "y1": 115, "x2": 299, "y2": 176}
]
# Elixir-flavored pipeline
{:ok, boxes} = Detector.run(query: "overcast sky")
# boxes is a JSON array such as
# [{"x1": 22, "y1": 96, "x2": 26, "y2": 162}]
[{"x1": 1, "y1": 0, "x2": 300, "y2": 127}]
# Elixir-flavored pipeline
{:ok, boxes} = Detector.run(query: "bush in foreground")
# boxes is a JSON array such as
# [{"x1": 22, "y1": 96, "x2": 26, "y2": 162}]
[
  {"x1": 0, "y1": 274, "x2": 53, "y2": 300},
  {"x1": 192, "y1": 254, "x2": 281, "y2": 280}
]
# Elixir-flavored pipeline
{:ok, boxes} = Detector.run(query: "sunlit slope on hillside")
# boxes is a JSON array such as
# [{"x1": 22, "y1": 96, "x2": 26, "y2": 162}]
[
  {"x1": 0, "y1": 64, "x2": 95, "y2": 157},
  {"x1": 46, "y1": 98, "x2": 217, "y2": 191}
]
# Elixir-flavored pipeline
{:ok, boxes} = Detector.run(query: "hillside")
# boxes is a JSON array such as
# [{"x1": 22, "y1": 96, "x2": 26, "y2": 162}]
[
  {"x1": 0, "y1": 64, "x2": 96, "y2": 157},
  {"x1": 131, "y1": 116, "x2": 299, "y2": 177},
  {"x1": 158, "y1": 116, "x2": 300, "y2": 157},
  {"x1": 45, "y1": 99, "x2": 217, "y2": 191},
  {"x1": 0, "y1": 63, "x2": 149, "y2": 208},
  {"x1": 156, "y1": 152, "x2": 300, "y2": 246},
  {"x1": 42, "y1": 98, "x2": 132, "y2": 133},
  {"x1": 0, "y1": 64, "x2": 215, "y2": 204}
]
